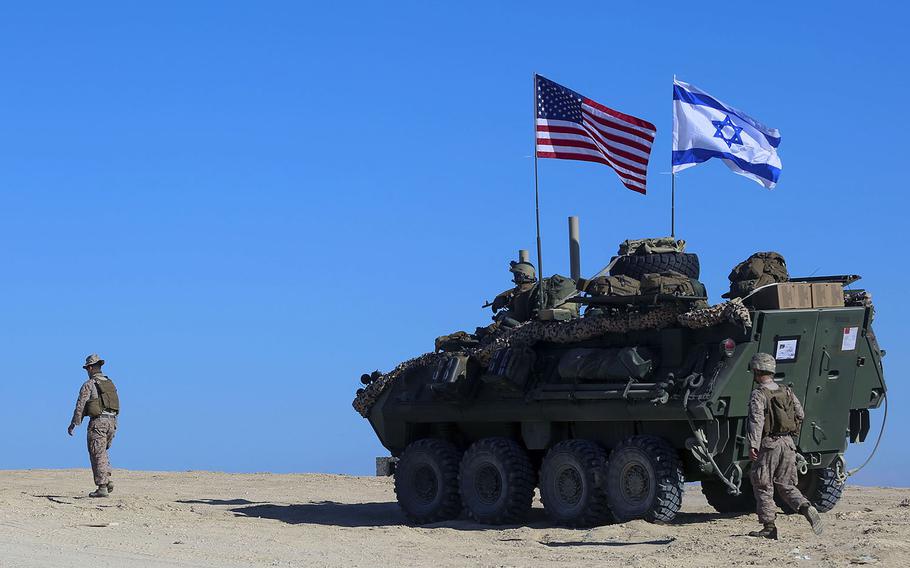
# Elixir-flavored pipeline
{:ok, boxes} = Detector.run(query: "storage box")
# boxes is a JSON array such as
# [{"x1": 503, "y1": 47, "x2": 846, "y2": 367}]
[
  {"x1": 749, "y1": 283, "x2": 813, "y2": 310},
  {"x1": 811, "y1": 283, "x2": 845, "y2": 308}
]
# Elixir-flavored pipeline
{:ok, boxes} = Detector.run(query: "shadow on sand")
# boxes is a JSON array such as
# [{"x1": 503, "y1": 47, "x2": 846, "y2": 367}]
[{"x1": 226, "y1": 500, "x2": 552, "y2": 530}]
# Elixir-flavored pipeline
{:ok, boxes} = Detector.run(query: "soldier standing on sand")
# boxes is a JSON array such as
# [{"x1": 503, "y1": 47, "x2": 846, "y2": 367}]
[
  {"x1": 747, "y1": 352, "x2": 823, "y2": 539},
  {"x1": 67, "y1": 354, "x2": 120, "y2": 498}
]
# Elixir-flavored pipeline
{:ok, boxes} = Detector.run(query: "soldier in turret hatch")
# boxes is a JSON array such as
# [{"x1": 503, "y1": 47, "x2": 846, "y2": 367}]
[
  {"x1": 746, "y1": 352, "x2": 823, "y2": 539},
  {"x1": 68, "y1": 354, "x2": 120, "y2": 498},
  {"x1": 490, "y1": 261, "x2": 538, "y2": 326}
]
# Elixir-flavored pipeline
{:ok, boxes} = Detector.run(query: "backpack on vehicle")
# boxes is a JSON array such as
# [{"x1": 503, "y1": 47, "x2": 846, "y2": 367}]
[
  {"x1": 537, "y1": 274, "x2": 579, "y2": 313},
  {"x1": 584, "y1": 274, "x2": 640, "y2": 297},
  {"x1": 723, "y1": 252, "x2": 789, "y2": 299},
  {"x1": 639, "y1": 271, "x2": 703, "y2": 297},
  {"x1": 762, "y1": 386, "x2": 799, "y2": 436}
]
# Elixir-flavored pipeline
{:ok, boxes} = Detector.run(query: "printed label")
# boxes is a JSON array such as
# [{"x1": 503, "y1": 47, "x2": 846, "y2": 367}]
[
  {"x1": 775, "y1": 339, "x2": 798, "y2": 361},
  {"x1": 842, "y1": 326, "x2": 859, "y2": 351}
]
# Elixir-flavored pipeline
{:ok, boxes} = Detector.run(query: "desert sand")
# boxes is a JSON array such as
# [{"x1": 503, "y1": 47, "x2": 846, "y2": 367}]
[{"x1": 0, "y1": 469, "x2": 907, "y2": 567}]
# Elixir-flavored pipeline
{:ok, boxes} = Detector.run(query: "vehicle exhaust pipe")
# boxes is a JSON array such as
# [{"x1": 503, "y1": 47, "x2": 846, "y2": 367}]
[
  {"x1": 568, "y1": 216, "x2": 580, "y2": 281},
  {"x1": 518, "y1": 249, "x2": 530, "y2": 264}
]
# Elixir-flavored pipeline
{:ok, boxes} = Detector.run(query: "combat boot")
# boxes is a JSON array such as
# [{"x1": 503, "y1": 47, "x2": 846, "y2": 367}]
[
  {"x1": 107, "y1": 481, "x2": 114, "y2": 494},
  {"x1": 799, "y1": 503, "x2": 823, "y2": 535},
  {"x1": 748, "y1": 523, "x2": 778, "y2": 540},
  {"x1": 89, "y1": 485, "x2": 109, "y2": 498}
]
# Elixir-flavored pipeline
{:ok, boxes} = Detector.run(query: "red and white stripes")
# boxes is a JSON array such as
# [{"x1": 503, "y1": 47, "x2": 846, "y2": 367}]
[{"x1": 537, "y1": 99, "x2": 656, "y2": 194}]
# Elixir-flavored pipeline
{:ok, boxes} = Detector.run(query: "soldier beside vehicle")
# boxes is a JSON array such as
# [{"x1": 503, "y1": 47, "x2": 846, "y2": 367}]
[{"x1": 747, "y1": 353, "x2": 823, "y2": 539}]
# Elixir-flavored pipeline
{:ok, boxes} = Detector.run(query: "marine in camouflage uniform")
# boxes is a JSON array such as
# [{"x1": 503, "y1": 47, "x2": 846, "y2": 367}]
[
  {"x1": 68, "y1": 354, "x2": 119, "y2": 498},
  {"x1": 490, "y1": 261, "x2": 538, "y2": 326},
  {"x1": 746, "y1": 352, "x2": 822, "y2": 539}
]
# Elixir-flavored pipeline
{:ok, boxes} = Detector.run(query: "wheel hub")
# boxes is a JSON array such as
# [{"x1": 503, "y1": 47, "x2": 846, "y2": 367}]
[
  {"x1": 622, "y1": 463, "x2": 650, "y2": 502},
  {"x1": 413, "y1": 465, "x2": 438, "y2": 504},
  {"x1": 555, "y1": 466, "x2": 583, "y2": 505},
  {"x1": 474, "y1": 464, "x2": 503, "y2": 504}
]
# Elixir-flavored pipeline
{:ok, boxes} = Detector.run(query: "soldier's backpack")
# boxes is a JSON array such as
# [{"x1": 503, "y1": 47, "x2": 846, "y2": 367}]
[
  {"x1": 584, "y1": 274, "x2": 640, "y2": 297},
  {"x1": 85, "y1": 377, "x2": 120, "y2": 418},
  {"x1": 762, "y1": 386, "x2": 798, "y2": 436},
  {"x1": 723, "y1": 252, "x2": 789, "y2": 299}
]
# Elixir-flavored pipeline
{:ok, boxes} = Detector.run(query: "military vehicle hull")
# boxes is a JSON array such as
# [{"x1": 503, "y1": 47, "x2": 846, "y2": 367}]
[{"x1": 362, "y1": 300, "x2": 884, "y2": 525}]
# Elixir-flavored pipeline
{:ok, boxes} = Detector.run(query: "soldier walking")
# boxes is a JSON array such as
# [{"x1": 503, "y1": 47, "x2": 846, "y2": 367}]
[
  {"x1": 67, "y1": 354, "x2": 120, "y2": 498},
  {"x1": 747, "y1": 352, "x2": 823, "y2": 539}
]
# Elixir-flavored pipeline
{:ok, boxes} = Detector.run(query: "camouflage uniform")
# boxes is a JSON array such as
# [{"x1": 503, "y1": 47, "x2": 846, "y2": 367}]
[
  {"x1": 747, "y1": 381, "x2": 809, "y2": 524},
  {"x1": 70, "y1": 372, "x2": 118, "y2": 487}
]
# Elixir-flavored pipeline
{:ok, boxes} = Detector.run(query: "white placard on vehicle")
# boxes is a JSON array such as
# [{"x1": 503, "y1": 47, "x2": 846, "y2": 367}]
[
  {"x1": 775, "y1": 339, "x2": 798, "y2": 361},
  {"x1": 842, "y1": 326, "x2": 859, "y2": 351}
]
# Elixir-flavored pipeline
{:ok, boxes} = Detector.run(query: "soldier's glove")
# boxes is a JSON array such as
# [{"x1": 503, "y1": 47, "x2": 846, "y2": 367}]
[
  {"x1": 491, "y1": 295, "x2": 509, "y2": 311},
  {"x1": 67, "y1": 424, "x2": 75, "y2": 436}
]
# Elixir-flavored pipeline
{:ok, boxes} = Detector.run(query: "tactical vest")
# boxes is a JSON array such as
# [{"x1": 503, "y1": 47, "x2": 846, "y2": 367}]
[
  {"x1": 762, "y1": 386, "x2": 798, "y2": 437},
  {"x1": 85, "y1": 376, "x2": 120, "y2": 418}
]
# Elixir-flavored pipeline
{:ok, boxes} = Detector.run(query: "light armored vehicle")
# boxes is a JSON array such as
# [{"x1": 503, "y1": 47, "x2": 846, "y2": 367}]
[{"x1": 353, "y1": 235, "x2": 886, "y2": 526}]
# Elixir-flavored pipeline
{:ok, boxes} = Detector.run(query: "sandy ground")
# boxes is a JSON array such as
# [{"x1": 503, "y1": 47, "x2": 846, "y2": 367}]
[{"x1": 1, "y1": 470, "x2": 908, "y2": 568}]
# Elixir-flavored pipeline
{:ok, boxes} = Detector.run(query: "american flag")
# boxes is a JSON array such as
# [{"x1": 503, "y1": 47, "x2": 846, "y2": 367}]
[{"x1": 536, "y1": 75, "x2": 656, "y2": 194}]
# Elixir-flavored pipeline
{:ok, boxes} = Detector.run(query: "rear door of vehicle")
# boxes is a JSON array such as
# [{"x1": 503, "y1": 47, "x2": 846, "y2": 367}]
[{"x1": 800, "y1": 308, "x2": 865, "y2": 454}]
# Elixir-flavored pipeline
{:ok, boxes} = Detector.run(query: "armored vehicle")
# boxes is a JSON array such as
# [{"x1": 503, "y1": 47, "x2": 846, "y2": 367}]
[{"x1": 353, "y1": 232, "x2": 886, "y2": 526}]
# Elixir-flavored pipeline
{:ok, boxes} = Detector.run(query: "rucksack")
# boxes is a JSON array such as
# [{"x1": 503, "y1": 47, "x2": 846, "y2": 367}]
[
  {"x1": 724, "y1": 252, "x2": 789, "y2": 299},
  {"x1": 537, "y1": 274, "x2": 579, "y2": 312},
  {"x1": 585, "y1": 274, "x2": 641, "y2": 297},
  {"x1": 762, "y1": 386, "x2": 798, "y2": 436},
  {"x1": 85, "y1": 376, "x2": 120, "y2": 418},
  {"x1": 639, "y1": 271, "x2": 703, "y2": 297}
]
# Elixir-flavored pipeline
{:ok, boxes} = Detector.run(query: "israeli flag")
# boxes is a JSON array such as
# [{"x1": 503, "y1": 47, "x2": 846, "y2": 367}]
[{"x1": 672, "y1": 79, "x2": 781, "y2": 189}]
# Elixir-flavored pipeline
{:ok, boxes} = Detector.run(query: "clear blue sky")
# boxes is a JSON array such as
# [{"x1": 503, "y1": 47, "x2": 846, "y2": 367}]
[{"x1": 1, "y1": 2, "x2": 906, "y2": 486}]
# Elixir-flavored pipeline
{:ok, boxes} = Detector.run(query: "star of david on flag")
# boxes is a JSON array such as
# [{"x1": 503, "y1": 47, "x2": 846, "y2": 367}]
[{"x1": 672, "y1": 79, "x2": 782, "y2": 188}]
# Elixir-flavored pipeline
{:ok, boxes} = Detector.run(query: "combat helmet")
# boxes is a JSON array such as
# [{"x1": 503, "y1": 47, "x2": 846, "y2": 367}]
[
  {"x1": 750, "y1": 352, "x2": 776, "y2": 375},
  {"x1": 509, "y1": 261, "x2": 537, "y2": 284}
]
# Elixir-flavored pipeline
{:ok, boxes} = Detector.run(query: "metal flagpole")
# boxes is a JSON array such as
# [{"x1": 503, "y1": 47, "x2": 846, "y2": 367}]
[
  {"x1": 670, "y1": 74, "x2": 677, "y2": 239},
  {"x1": 671, "y1": 172, "x2": 676, "y2": 238},
  {"x1": 533, "y1": 73, "x2": 544, "y2": 311}
]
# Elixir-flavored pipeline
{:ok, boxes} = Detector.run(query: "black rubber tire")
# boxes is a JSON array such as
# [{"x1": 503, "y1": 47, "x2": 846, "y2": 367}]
[
  {"x1": 611, "y1": 252, "x2": 700, "y2": 280},
  {"x1": 777, "y1": 466, "x2": 845, "y2": 514},
  {"x1": 539, "y1": 440, "x2": 613, "y2": 527},
  {"x1": 459, "y1": 437, "x2": 535, "y2": 525},
  {"x1": 605, "y1": 435, "x2": 685, "y2": 523},
  {"x1": 701, "y1": 478, "x2": 756, "y2": 514},
  {"x1": 394, "y1": 438, "x2": 462, "y2": 524}
]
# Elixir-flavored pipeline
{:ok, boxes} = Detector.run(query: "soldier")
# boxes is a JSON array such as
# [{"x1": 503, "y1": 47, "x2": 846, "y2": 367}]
[
  {"x1": 67, "y1": 354, "x2": 120, "y2": 498},
  {"x1": 747, "y1": 352, "x2": 823, "y2": 539},
  {"x1": 490, "y1": 261, "x2": 538, "y2": 326}
]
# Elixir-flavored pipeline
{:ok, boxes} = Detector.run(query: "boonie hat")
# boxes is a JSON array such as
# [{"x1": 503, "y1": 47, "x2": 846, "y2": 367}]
[{"x1": 83, "y1": 353, "x2": 105, "y2": 369}]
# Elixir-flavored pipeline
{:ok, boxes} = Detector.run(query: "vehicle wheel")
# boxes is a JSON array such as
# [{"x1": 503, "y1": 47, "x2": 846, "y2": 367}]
[
  {"x1": 611, "y1": 252, "x2": 700, "y2": 280},
  {"x1": 459, "y1": 437, "x2": 535, "y2": 524},
  {"x1": 539, "y1": 440, "x2": 613, "y2": 527},
  {"x1": 778, "y1": 466, "x2": 845, "y2": 514},
  {"x1": 394, "y1": 438, "x2": 462, "y2": 524},
  {"x1": 701, "y1": 478, "x2": 756, "y2": 514},
  {"x1": 606, "y1": 435, "x2": 684, "y2": 523}
]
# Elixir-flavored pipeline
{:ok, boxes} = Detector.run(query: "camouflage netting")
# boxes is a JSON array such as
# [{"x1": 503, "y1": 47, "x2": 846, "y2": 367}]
[
  {"x1": 677, "y1": 298, "x2": 751, "y2": 330},
  {"x1": 352, "y1": 352, "x2": 445, "y2": 418},
  {"x1": 353, "y1": 299, "x2": 754, "y2": 418}
]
